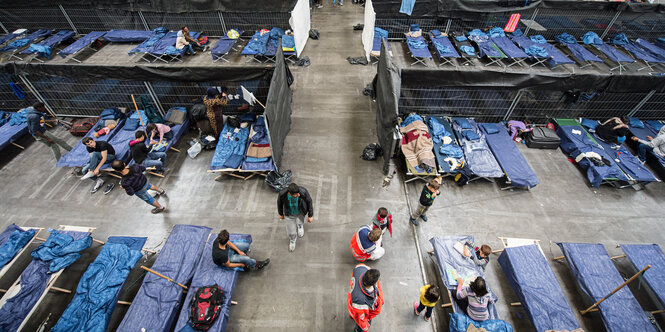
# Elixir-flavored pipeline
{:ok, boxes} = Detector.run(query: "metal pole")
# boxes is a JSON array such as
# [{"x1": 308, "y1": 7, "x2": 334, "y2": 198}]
[
  {"x1": 143, "y1": 82, "x2": 165, "y2": 116},
  {"x1": 59, "y1": 5, "x2": 78, "y2": 35},
  {"x1": 444, "y1": 19, "x2": 452, "y2": 35},
  {"x1": 218, "y1": 11, "x2": 227, "y2": 34},
  {"x1": 524, "y1": 8, "x2": 539, "y2": 37},
  {"x1": 0, "y1": 22, "x2": 8, "y2": 34},
  {"x1": 503, "y1": 90, "x2": 524, "y2": 121},
  {"x1": 18, "y1": 75, "x2": 57, "y2": 118},
  {"x1": 627, "y1": 90, "x2": 656, "y2": 118},
  {"x1": 138, "y1": 11, "x2": 150, "y2": 31},
  {"x1": 601, "y1": 11, "x2": 621, "y2": 40}
]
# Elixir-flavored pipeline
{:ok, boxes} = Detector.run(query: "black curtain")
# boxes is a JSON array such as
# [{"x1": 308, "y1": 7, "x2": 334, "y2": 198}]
[
  {"x1": 264, "y1": 44, "x2": 293, "y2": 171},
  {"x1": 1, "y1": 0, "x2": 298, "y2": 13},
  {"x1": 374, "y1": 39, "x2": 401, "y2": 172}
]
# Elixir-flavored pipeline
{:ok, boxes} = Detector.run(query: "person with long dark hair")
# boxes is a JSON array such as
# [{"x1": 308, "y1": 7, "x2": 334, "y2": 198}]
[
  {"x1": 456, "y1": 276, "x2": 493, "y2": 321},
  {"x1": 203, "y1": 87, "x2": 227, "y2": 136}
]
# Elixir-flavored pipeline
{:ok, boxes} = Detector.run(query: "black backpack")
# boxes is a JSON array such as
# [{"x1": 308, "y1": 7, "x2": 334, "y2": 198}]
[{"x1": 189, "y1": 284, "x2": 224, "y2": 330}]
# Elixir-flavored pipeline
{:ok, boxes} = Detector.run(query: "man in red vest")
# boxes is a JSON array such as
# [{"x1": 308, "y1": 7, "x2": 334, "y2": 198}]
[
  {"x1": 350, "y1": 226, "x2": 384, "y2": 262},
  {"x1": 347, "y1": 264, "x2": 383, "y2": 332}
]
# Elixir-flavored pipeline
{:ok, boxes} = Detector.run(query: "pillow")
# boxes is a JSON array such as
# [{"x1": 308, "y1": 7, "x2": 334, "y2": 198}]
[
  {"x1": 629, "y1": 117, "x2": 645, "y2": 128},
  {"x1": 431, "y1": 29, "x2": 442, "y2": 37},
  {"x1": 123, "y1": 118, "x2": 140, "y2": 131},
  {"x1": 580, "y1": 118, "x2": 598, "y2": 130},
  {"x1": 481, "y1": 123, "x2": 499, "y2": 134},
  {"x1": 462, "y1": 130, "x2": 480, "y2": 141},
  {"x1": 455, "y1": 118, "x2": 472, "y2": 129}
]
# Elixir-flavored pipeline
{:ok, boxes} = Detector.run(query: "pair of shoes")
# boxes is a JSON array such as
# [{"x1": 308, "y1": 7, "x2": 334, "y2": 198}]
[
  {"x1": 256, "y1": 258, "x2": 271, "y2": 270},
  {"x1": 91, "y1": 179, "x2": 104, "y2": 193},
  {"x1": 158, "y1": 188, "x2": 167, "y2": 197},
  {"x1": 103, "y1": 183, "x2": 115, "y2": 195},
  {"x1": 151, "y1": 206, "x2": 166, "y2": 214},
  {"x1": 410, "y1": 218, "x2": 419, "y2": 226},
  {"x1": 74, "y1": 168, "x2": 84, "y2": 177},
  {"x1": 413, "y1": 301, "x2": 420, "y2": 316},
  {"x1": 297, "y1": 225, "x2": 304, "y2": 238},
  {"x1": 421, "y1": 214, "x2": 428, "y2": 222},
  {"x1": 316, "y1": 4, "x2": 323, "y2": 7},
  {"x1": 81, "y1": 171, "x2": 95, "y2": 180},
  {"x1": 289, "y1": 241, "x2": 296, "y2": 252}
]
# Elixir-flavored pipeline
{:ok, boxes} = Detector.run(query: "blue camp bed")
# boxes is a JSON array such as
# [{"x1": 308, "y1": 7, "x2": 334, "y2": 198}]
[
  {"x1": 58, "y1": 31, "x2": 107, "y2": 62},
  {"x1": 19, "y1": 30, "x2": 75, "y2": 61},
  {"x1": 498, "y1": 244, "x2": 580, "y2": 332},
  {"x1": 611, "y1": 34, "x2": 664, "y2": 72},
  {"x1": 1, "y1": 29, "x2": 53, "y2": 61},
  {"x1": 556, "y1": 242, "x2": 657, "y2": 332},
  {"x1": 118, "y1": 225, "x2": 211, "y2": 331},
  {"x1": 0, "y1": 32, "x2": 25, "y2": 46},
  {"x1": 174, "y1": 233, "x2": 251, "y2": 332},
  {"x1": 370, "y1": 35, "x2": 392, "y2": 63},
  {"x1": 101, "y1": 118, "x2": 147, "y2": 171},
  {"x1": 635, "y1": 38, "x2": 665, "y2": 61},
  {"x1": 427, "y1": 116, "x2": 465, "y2": 176},
  {"x1": 511, "y1": 33, "x2": 574, "y2": 68},
  {"x1": 0, "y1": 225, "x2": 40, "y2": 281},
  {"x1": 555, "y1": 33, "x2": 603, "y2": 68},
  {"x1": 210, "y1": 121, "x2": 251, "y2": 171},
  {"x1": 141, "y1": 30, "x2": 202, "y2": 63},
  {"x1": 479, "y1": 123, "x2": 539, "y2": 189},
  {"x1": 510, "y1": 34, "x2": 550, "y2": 67},
  {"x1": 212, "y1": 32, "x2": 244, "y2": 63},
  {"x1": 56, "y1": 117, "x2": 126, "y2": 168},
  {"x1": 580, "y1": 118, "x2": 658, "y2": 185},
  {"x1": 583, "y1": 31, "x2": 634, "y2": 74},
  {"x1": 128, "y1": 27, "x2": 169, "y2": 55},
  {"x1": 240, "y1": 116, "x2": 275, "y2": 173},
  {"x1": 487, "y1": 28, "x2": 528, "y2": 68},
  {"x1": 628, "y1": 118, "x2": 665, "y2": 179},
  {"x1": 428, "y1": 31, "x2": 460, "y2": 67},
  {"x1": 127, "y1": 109, "x2": 189, "y2": 173},
  {"x1": 451, "y1": 117, "x2": 504, "y2": 180},
  {"x1": 405, "y1": 35, "x2": 431, "y2": 66},
  {"x1": 103, "y1": 30, "x2": 152, "y2": 42},
  {"x1": 467, "y1": 29, "x2": 506, "y2": 67},
  {"x1": 620, "y1": 244, "x2": 665, "y2": 312},
  {"x1": 430, "y1": 235, "x2": 501, "y2": 320},
  {"x1": 555, "y1": 118, "x2": 628, "y2": 188},
  {"x1": 50, "y1": 236, "x2": 146, "y2": 332},
  {"x1": 241, "y1": 30, "x2": 270, "y2": 61},
  {"x1": 0, "y1": 121, "x2": 30, "y2": 152}
]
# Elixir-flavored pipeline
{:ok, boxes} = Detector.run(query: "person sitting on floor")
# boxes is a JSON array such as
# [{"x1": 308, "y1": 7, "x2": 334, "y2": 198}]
[
  {"x1": 596, "y1": 117, "x2": 630, "y2": 145},
  {"x1": 456, "y1": 276, "x2": 493, "y2": 322},
  {"x1": 130, "y1": 131, "x2": 167, "y2": 173},
  {"x1": 93, "y1": 122, "x2": 116, "y2": 138},
  {"x1": 463, "y1": 243, "x2": 492, "y2": 270},
  {"x1": 507, "y1": 120, "x2": 532, "y2": 143},
  {"x1": 176, "y1": 26, "x2": 200, "y2": 55},
  {"x1": 212, "y1": 229, "x2": 270, "y2": 271},
  {"x1": 631, "y1": 125, "x2": 665, "y2": 163},
  {"x1": 146, "y1": 123, "x2": 173, "y2": 145},
  {"x1": 350, "y1": 225, "x2": 384, "y2": 262},
  {"x1": 80, "y1": 137, "x2": 116, "y2": 194}
]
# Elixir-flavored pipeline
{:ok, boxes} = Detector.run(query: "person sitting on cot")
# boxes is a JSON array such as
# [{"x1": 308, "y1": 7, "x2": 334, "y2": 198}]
[
  {"x1": 507, "y1": 120, "x2": 532, "y2": 143},
  {"x1": 130, "y1": 131, "x2": 167, "y2": 173},
  {"x1": 463, "y1": 243, "x2": 492, "y2": 271},
  {"x1": 176, "y1": 26, "x2": 200, "y2": 55},
  {"x1": 212, "y1": 229, "x2": 270, "y2": 271},
  {"x1": 146, "y1": 123, "x2": 173, "y2": 145},
  {"x1": 93, "y1": 122, "x2": 116, "y2": 138},
  {"x1": 456, "y1": 276, "x2": 493, "y2": 322},
  {"x1": 596, "y1": 117, "x2": 630, "y2": 145},
  {"x1": 631, "y1": 125, "x2": 665, "y2": 164}
]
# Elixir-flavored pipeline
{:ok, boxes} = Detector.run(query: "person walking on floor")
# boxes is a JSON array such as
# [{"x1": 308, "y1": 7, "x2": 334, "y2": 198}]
[
  {"x1": 26, "y1": 102, "x2": 72, "y2": 162},
  {"x1": 277, "y1": 183, "x2": 314, "y2": 252},
  {"x1": 413, "y1": 284, "x2": 440, "y2": 321},
  {"x1": 347, "y1": 264, "x2": 383, "y2": 332},
  {"x1": 112, "y1": 160, "x2": 166, "y2": 214},
  {"x1": 350, "y1": 225, "x2": 384, "y2": 262},
  {"x1": 410, "y1": 176, "x2": 442, "y2": 226},
  {"x1": 212, "y1": 229, "x2": 270, "y2": 271},
  {"x1": 80, "y1": 137, "x2": 116, "y2": 194},
  {"x1": 631, "y1": 125, "x2": 665, "y2": 163}
]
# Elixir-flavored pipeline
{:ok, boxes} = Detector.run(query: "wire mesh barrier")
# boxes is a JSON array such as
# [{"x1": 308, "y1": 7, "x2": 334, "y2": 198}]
[
  {"x1": 64, "y1": 7, "x2": 146, "y2": 34},
  {"x1": 0, "y1": 74, "x2": 38, "y2": 112},
  {"x1": 634, "y1": 92, "x2": 665, "y2": 120},
  {"x1": 0, "y1": 8, "x2": 72, "y2": 33},
  {"x1": 142, "y1": 11, "x2": 225, "y2": 37},
  {"x1": 222, "y1": 12, "x2": 292, "y2": 33}
]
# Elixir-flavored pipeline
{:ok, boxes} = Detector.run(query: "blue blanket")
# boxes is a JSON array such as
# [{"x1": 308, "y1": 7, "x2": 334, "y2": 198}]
[
  {"x1": 9, "y1": 109, "x2": 28, "y2": 125},
  {"x1": 128, "y1": 27, "x2": 169, "y2": 55},
  {"x1": 481, "y1": 123, "x2": 539, "y2": 188},
  {"x1": 59, "y1": 31, "x2": 106, "y2": 57},
  {"x1": 211, "y1": 122, "x2": 250, "y2": 170},
  {"x1": 449, "y1": 313, "x2": 513, "y2": 332},
  {"x1": 51, "y1": 237, "x2": 146, "y2": 332},
  {"x1": 452, "y1": 118, "x2": 503, "y2": 178},
  {"x1": 0, "y1": 225, "x2": 36, "y2": 270},
  {"x1": 57, "y1": 118, "x2": 126, "y2": 168},
  {"x1": 243, "y1": 31, "x2": 270, "y2": 55},
  {"x1": 621, "y1": 244, "x2": 665, "y2": 308}
]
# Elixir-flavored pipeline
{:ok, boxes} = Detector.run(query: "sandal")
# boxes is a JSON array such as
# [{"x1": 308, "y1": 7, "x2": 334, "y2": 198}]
[{"x1": 151, "y1": 207, "x2": 165, "y2": 214}]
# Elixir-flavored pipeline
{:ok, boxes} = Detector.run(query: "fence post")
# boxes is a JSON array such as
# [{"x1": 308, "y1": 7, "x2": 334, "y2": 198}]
[
  {"x1": 59, "y1": 5, "x2": 78, "y2": 35},
  {"x1": 503, "y1": 90, "x2": 524, "y2": 121},
  {"x1": 524, "y1": 8, "x2": 539, "y2": 37},
  {"x1": 218, "y1": 11, "x2": 227, "y2": 34},
  {"x1": 627, "y1": 90, "x2": 655, "y2": 118},
  {"x1": 0, "y1": 22, "x2": 8, "y2": 34},
  {"x1": 144, "y1": 82, "x2": 165, "y2": 116},
  {"x1": 444, "y1": 19, "x2": 452, "y2": 35},
  {"x1": 601, "y1": 11, "x2": 621, "y2": 40},
  {"x1": 18, "y1": 75, "x2": 58, "y2": 117},
  {"x1": 138, "y1": 11, "x2": 150, "y2": 31}
]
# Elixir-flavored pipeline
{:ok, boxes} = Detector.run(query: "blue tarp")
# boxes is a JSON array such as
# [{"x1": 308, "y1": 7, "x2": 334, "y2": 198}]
[
  {"x1": 103, "y1": 30, "x2": 152, "y2": 42},
  {"x1": 497, "y1": 245, "x2": 578, "y2": 332},
  {"x1": 0, "y1": 29, "x2": 52, "y2": 52},
  {"x1": 242, "y1": 31, "x2": 270, "y2": 55},
  {"x1": 468, "y1": 30, "x2": 504, "y2": 59},
  {"x1": 429, "y1": 33, "x2": 459, "y2": 58},
  {"x1": 555, "y1": 122, "x2": 628, "y2": 187},
  {"x1": 0, "y1": 230, "x2": 91, "y2": 332},
  {"x1": 56, "y1": 118, "x2": 126, "y2": 167},
  {"x1": 634, "y1": 38, "x2": 665, "y2": 61},
  {"x1": 557, "y1": 242, "x2": 656, "y2": 332},
  {"x1": 621, "y1": 244, "x2": 665, "y2": 308},
  {"x1": 555, "y1": 33, "x2": 603, "y2": 64},
  {"x1": 449, "y1": 313, "x2": 513, "y2": 332},
  {"x1": 211, "y1": 121, "x2": 250, "y2": 170},
  {"x1": 452, "y1": 118, "x2": 503, "y2": 178},
  {"x1": 241, "y1": 116, "x2": 274, "y2": 171},
  {"x1": 0, "y1": 225, "x2": 36, "y2": 270},
  {"x1": 118, "y1": 225, "x2": 211, "y2": 331},
  {"x1": 611, "y1": 34, "x2": 664, "y2": 63},
  {"x1": 128, "y1": 27, "x2": 169, "y2": 55},
  {"x1": 58, "y1": 31, "x2": 106, "y2": 58},
  {"x1": 0, "y1": 122, "x2": 29, "y2": 152},
  {"x1": 429, "y1": 235, "x2": 500, "y2": 320},
  {"x1": 480, "y1": 123, "x2": 539, "y2": 188},
  {"x1": 51, "y1": 236, "x2": 146, "y2": 332},
  {"x1": 20, "y1": 30, "x2": 74, "y2": 58},
  {"x1": 175, "y1": 234, "x2": 252, "y2": 332}
]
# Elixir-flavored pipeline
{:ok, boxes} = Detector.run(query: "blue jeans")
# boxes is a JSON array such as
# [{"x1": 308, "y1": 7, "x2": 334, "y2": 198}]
[
  {"x1": 228, "y1": 242, "x2": 256, "y2": 268},
  {"x1": 183, "y1": 44, "x2": 194, "y2": 54},
  {"x1": 134, "y1": 181, "x2": 155, "y2": 205},
  {"x1": 638, "y1": 143, "x2": 654, "y2": 162},
  {"x1": 83, "y1": 152, "x2": 116, "y2": 180},
  {"x1": 142, "y1": 151, "x2": 166, "y2": 170},
  {"x1": 417, "y1": 301, "x2": 433, "y2": 318}
]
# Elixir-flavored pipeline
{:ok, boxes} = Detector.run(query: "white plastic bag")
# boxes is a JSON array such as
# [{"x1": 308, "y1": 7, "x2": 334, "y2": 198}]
[{"x1": 187, "y1": 142, "x2": 202, "y2": 159}]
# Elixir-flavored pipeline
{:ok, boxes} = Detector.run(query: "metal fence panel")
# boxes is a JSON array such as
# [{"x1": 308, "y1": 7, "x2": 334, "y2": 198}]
[
  {"x1": 633, "y1": 92, "x2": 665, "y2": 120},
  {"x1": 221, "y1": 12, "x2": 291, "y2": 34},
  {"x1": 0, "y1": 8, "x2": 71, "y2": 32},
  {"x1": 0, "y1": 74, "x2": 38, "y2": 112},
  {"x1": 64, "y1": 6, "x2": 146, "y2": 34},
  {"x1": 153, "y1": 80, "x2": 269, "y2": 115},
  {"x1": 142, "y1": 11, "x2": 225, "y2": 37}
]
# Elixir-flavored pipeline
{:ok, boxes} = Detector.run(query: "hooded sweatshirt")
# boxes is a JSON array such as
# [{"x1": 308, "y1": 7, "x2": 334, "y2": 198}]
[
  {"x1": 129, "y1": 139, "x2": 150, "y2": 164},
  {"x1": 637, "y1": 126, "x2": 665, "y2": 157},
  {"x1": 120, "y1": 164, "x2": 147, "y2": 196}
]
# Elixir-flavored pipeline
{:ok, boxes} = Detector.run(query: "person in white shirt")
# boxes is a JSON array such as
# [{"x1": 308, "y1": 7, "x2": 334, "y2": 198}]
[{"x1": 176, "y1": 26, "x2": 200, "y2": 55}]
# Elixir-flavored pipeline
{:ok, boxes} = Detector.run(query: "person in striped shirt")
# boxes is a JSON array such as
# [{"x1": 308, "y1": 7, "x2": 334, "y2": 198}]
[{"x1": 456, "y1": 276, "x2": 492, "y2": 321}]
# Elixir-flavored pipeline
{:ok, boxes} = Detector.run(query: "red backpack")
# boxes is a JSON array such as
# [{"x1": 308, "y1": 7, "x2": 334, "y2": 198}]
[
  {"x1": 69, "y1": 117, "x2": 99, "y2": 136},
  {"x1": 189, "y1": 284, "x2": 224, "y2": 330}
]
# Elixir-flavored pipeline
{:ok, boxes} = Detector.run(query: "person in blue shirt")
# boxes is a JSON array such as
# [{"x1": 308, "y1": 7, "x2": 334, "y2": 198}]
[{"x1": 26, "y1": 102, "x2": 72, "y2": 162}]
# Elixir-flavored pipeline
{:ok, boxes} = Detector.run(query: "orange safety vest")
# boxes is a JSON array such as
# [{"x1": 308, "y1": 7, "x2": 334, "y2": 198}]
[{"x1": 350, "y1": 226, "x2": 374, "y2": 262}]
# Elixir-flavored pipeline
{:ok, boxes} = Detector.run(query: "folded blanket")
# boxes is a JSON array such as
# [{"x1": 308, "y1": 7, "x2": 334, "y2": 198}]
[
  {"x1": 530, "y1": 35, "x2": 547, "y2": 44},
  {"x1": 612, "y1": 33, "x2": 629, "y2": 46},
  {"x1": 489, "y1": 27, "x2": 505, "y2": 38},
  {"x1": 440, "y1": 144, "x2": 464, "y2": 158},
  {"x1": 246, "y1": 143, "x2": 272, "y2": 158},
  {"x1": 460, "y1": 46, "x2": 475, "y2": 55},
  {"x1": 556, "y1": 33, "x2": 577, "y2": 44},
  {"x1": 525, "y1": 45, "x2": 548, "y2": 57}
]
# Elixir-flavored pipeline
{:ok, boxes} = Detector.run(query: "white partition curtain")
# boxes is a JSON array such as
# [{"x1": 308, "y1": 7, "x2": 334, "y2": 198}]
[
  {"x1": 362, "y1": 0, "x2": 376, "y2": 61},
  {"x1": 289, "y1": 0, "x2": 311, "y2": 57}
]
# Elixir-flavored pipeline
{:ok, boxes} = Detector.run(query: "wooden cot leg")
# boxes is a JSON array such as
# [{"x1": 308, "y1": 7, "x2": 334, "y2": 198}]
[
  {"x1": 11, "y1": 142, "x2": 25, "y2": 149},
  {"x1": 169, "y1": 147, "x2": 180, "y2": 153},
  {"x1": 147, "y1": 171, "x2": 165, "y2": 178}
]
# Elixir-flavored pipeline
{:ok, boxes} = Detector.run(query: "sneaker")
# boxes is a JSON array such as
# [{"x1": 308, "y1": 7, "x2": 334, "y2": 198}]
[
  {"x1": 103, "y1": 183, "x2": 115, "y2": 195},
  {"x1": 289, "y1": 241, "x2": 296, "y2": 252},
  {"x1": 413, "y1": 301, "x2": 420, "y2": 316},
  {"x1": 256, "y1": 258, "x2": 270, "y2": 270},
  {"x1": 316, "y1": 4, "x2": 323, "y2": 7},
  {"x1": 151, "y1": 206, "x2": 165, "y2": 214},
  {"x1": 158, "y1": 188, "x2": 167, "y2": 197},
  {"x1": 81, "y1": 171, "x2": 95, "y2": 181},
  {"x1": 410, "y1": 218, "x2": 419, "y2": 226},
  {"x1": 91, "y1": 179, "x2": 104, "y2": 193},
  {"x1": 421, "y1": 214, "x2": 428, "y2": 222},
  {"x1": 340, "y1": 2, "x2": 343, "y2": 5},
  {"x1": 74, "y1": 168, "x2": 84, "y2": 177},
  {"x1": 297, "y1": 225, "x2": 304, "y2": 238},
  {"x1": 424, "y1": 315, "x2": 430, "y2": 322}
]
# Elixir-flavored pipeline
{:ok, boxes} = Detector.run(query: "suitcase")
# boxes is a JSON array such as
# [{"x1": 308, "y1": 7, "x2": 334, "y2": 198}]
[{"x1": 525, "y1": 127, "x2": 561, "y2": 149}]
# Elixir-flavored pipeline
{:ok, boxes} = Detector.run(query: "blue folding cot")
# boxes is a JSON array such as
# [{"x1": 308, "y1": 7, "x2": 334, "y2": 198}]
[
  {"x1": 451, "y1": 117, "x2": 504, "y2": 180},
  {"x1": 427, "y1": 116, "x2": 465, "y2": 176},
  {"x1": 634, "y1": 38, "x2": 665, "y2": 61},
  {"x1": 370, "y1": 27, "x2": 392, "y2": 64},
  {"x1": 128, "y1": 27, "x2": 169, "y2": 55},
  {"x1": 611, "y1": 33, "x2": 664, "y2": 72},
  {"x1": 510, "y1": 32, "x2": 574, "y2": 68},
  {"x1": 175, "y1": 233, "x2": 252, "y2": 332},
  {"x1": 405, "y1": 34, "x2": 431, "y2": 66},
  {"x1": 555, "y1": 118, "x2": 628, "y2": 188},
  {"x1": 467, "y1": 29, "x2": 507, "y2": 67},
  {"x1": 212, "y1": 31, "x2": 244, "y2": 63},
  {"x1": 620, "y1": 244, "x2": 665, "y2": 315},
  {"x1": 555, "y1": 33, "x2": 603, "y2": 68},
  {"x1": 241, "y1": 29, "x2": 284, "y2": 63},
  {"x1": 583, "y1": 31, "x2": 634, "y2": 74},
  {"x1": 498, "y1": 244, "x2": 580, "y2": 332},
  {"x1": 479, "y1": 123, "x2": 539, "y2": 189},
  {"x1": 103, "y1": 30, "x2": 152, "y2": 43},
  {"x1": 19, "y1": 30, "x2": 75, "y2": 61},
  {"x1": 556, "y1": 242, "x2": 657, "y2": 332},
  {"x1": 400, "y1": 114, "x2": 438, "y2": 183},
  {"x1": 0, "y1": 120, "x2": 30, "y2": 152},
  {"x1": 56, "y1": 117, "x2": 126, "y2": 168},
  {"x1": 58, "y1": 31, "x2": 107, "y2": 62},
  {"x1": 428, "y1": 31, "x2": 460, "y2": 67},
  {"x1": 628, "y1": 118, "x2": 665, "y2": 179},
  {"x1": 1, "y1": 29, "x2": 53, "y2": 61},
  {"x1": 487, "y1": 28, "x2": 528, "y2": 68},
  {"x1": 118, "y1": 225, "x2": 212, "y2": 331},
  {"x1": 50, "y1": 236, "x2": 146, "y2": 332},
  {"x1": 139, "y1": 30, "x2": 202, "y2": 63},
  {"x1": 0, "y1": 31, "x2": 27, "y2": 46}
]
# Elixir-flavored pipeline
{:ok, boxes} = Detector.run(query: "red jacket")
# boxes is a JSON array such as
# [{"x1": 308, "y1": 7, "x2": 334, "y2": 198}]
[
  {"x1": 350, "y1": 226, "x2": 376, "y2": 262},
  {"x1": 347, "y1": 264, "x2": 383, "y2": 331}
]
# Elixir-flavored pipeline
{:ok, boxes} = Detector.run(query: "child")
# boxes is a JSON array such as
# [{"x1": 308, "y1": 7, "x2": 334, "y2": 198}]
[
  {"x1": 93, "y1": 123, "x2": 116, "y2": 138},
  {"x1": 371, "y1": 207, "x2": 392, "y2": 237},
  {"x1": 413, "y1": 284, "x2": 439, "y2": 321},
  {"x1": 464, "y1": 243, "x2": 492, "y2": 270},
  {"x1": 507, "y1": 120, "x2": 532, "y2": 143},
  {"x1": 410, "y1": 176, "x2": 442, "y2": 226},
  {"x1": 146, "y1": 123, "x2": 173, "y2": 145},
  {"x1": 456, "y1": 276, "x2": 492, "y2": 321}
]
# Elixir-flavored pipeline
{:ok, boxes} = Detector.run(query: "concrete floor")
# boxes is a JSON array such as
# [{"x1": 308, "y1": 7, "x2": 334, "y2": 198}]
[{"x1": 0, "y1": 4, "x2": 665, "y2": 332}]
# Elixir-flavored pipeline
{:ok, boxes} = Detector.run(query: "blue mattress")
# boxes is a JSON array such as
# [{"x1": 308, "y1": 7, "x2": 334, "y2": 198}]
[
  {"x1": 58, "y1": 31, "x2": 106, "y2": 58},
  {"x1": 20, "y1": 30, "x2": 74, "y2": 57},
  {"x1": 0, "y1": 224, "x2": 37, "y2": 270},
  {"x1": 212, "y1": 34, "x2": 243, "y2": 59},
  {"x1": 480, "y1": 123, "x2": 539, "y2": 188},
  {"x1": 210, "y1": 122, "x2": 250, "y2": 170},
  {"x1": 451, "y1": 118, "x2": 503, "y2": 178},
  {"x1": 118, "y1": 225, "x2": 211, "y2": 331},
  {"x1": 593, "y1": 43, "x2": 634, "y2": 63},
  {"x1": 128, "y1": 28, "x2": 169, "y2": 55},
  {"x1": 174, "y1": 234, "x2": 251, "y2": 332},
  {"x1": 511, "y1": 35, "x2": 574, "y2": 66},
  {"x1": 468, "y1": 32, "x2": 505, "y2": 59},
  {"x1": 51, "y1": 236, "x2": 146, "y2": 332},
  {"x1": 491, "y1": 36, "x2": 527, "y2": 59},
  {"x1": 56, "y1": 118, "x2": 126, "y2": 167},
  {"x1": 621, "y1": 244, "x2": 665, "y2": 308},
  {"x1": 0, "y1": 122, "x2": 29, "y2": 152},
  {"x1": 557, "y1": 242, "x2": 656, "y2": 332},
  {"x1": 103, "y1": 30, "x2": 152, "y2": 42},
  {"x1": 430, "y1": 235, "x2": 499, "y2": 319},
  {"x1": 498, "y1": 245, "x2": 579, "y2": 332},
  {"x1": 634, "y1": 38, "x2": 665, "y2": 60},
  {"x1": 614, "y1": 40, "x2": 664, "y2": 63},
  {"x1": 429, "y1": 33, "x2": 459, "y2": 59},
  {"x1": 0, "y1": 29, "x2": 52, "y2": 52},
  {"x1": 427, "y1": 116, "x2": 464, "y2": 174},
  {"x1": 555, "y1": 121, "x2": 628, "y2": 187},
  {"x1": 406, "y1": 35, "x2": 432, "y2": 59}
]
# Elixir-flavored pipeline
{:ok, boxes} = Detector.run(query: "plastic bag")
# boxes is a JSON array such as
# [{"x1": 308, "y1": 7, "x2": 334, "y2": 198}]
[
  {"x1": 361, "y1": 143, "x2": 383, "y2": 160},
  {"x1": 265, "y1": 170, "x2": 292, "y2": 191},
  {"x1": 188, "y1": 142, "x2": 202, "y2": 159}
]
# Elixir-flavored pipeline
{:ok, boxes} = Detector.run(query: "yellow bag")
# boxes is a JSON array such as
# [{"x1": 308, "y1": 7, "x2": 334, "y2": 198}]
[{"x1": 227, "y1": 29, "x2": 240, "y2": 39}]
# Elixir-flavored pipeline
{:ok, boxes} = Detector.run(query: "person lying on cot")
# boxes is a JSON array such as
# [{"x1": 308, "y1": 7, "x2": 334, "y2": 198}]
[
  {"x1": 463, "y1": 243, "x2": 492, "y2": 271},
  {"x1": 631, "y1": 125, "x2": 665, "y2": 164},
  {"x1": 146, "y1": 123, "x2": 173, "y2": 145},
  {"x1": 212, "y1": 229, "x2": 270, "y2": 271},
  {"x1": 507, "y1": 120, "x2": 532, "y2": 143},
  {"x1": 93, "y1": 122, "x2": 116, "y2": 138},
  {"x1": 456, "y1": 276, "x2": 492, "y2": 322},
  {"x1": 596, "y1": 117, "x2": 629, "y2": 145}
]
